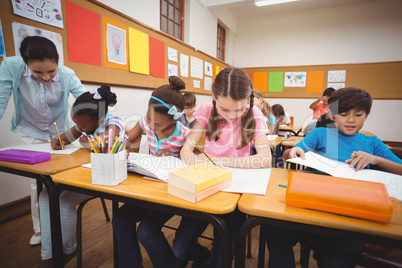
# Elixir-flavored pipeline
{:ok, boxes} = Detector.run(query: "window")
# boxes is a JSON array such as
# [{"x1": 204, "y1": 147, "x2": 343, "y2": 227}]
[
  {"x1": 160, "y1": 0, "x2": 184, "y2": 40},
  {"x1": 217, "y1": 23, "x2": 226, "y2": 61}
]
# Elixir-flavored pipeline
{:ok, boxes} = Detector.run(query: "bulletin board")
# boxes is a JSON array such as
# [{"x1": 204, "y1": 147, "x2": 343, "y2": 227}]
[
  {"x1": 0, "y1": 0, "x2": 228, "y2": 95},
  {"x1": 244, "y1": 61, "x2": 402, "y2": 99}
]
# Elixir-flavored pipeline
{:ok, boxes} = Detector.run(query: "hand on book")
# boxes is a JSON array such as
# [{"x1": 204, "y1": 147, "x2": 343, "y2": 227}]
[
  {"x1": 345, "y1": 151, "x2": 375, "y2": 171},
  {"x1": 155, "y1": 149, "x2": 174, "y2": 157},
  {"x1": 287, "y1": 147, "x2": 305, "y2": 160}
]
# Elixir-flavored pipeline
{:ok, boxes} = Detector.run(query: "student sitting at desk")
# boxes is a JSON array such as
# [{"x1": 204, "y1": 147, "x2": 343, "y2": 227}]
[
  {"x1": 309, "y1": 87, "x2": 335, "y2": 120},
  {"x1": 253, "y1": 89, "x2": 275, "y2": 134},
  {"x1": 39, "y1": 85, "x2": 124, "y2": 267},
  {"x1": 179, "y1": 92, "x2": 197, "y2": 128},
  {"x1": 0, "y1": 36, "x2": 86, "y2": 247},
  {"x1": 267, "y1": 87, "x2": 402, "y2": 268},
  {"x1": 112, "y1": 76, "x2": 193, "y2": 268},
  {"x1": 272, "y1": 103, "x2": 291, "y2": 136},
  {"x1": 178, "y1": 67, "x2": 271, "y2": 267}
]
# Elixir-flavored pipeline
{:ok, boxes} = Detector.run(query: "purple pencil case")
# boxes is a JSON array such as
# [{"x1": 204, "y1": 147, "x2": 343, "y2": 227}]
[{"x1": 0, "y1": 149, "x2": 51, "y2": 164}]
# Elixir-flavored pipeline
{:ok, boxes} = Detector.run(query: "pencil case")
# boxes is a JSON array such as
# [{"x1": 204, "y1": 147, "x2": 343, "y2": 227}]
[
  {"x1": 286, "y1": 171, "x2": 400, "y2": 223},
  {"x1": 0, "y1": 149, "x2": 51, "y2": 165}
]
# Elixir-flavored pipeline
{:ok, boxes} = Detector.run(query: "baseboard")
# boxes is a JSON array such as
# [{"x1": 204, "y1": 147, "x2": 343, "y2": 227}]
[{"x1": 0, "y1": 196, "x2": 31, "y2": 225}]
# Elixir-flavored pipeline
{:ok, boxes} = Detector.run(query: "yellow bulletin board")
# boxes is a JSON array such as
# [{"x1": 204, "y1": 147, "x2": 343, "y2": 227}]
[
  {"x1": 244, "y1": 61, "x2": 402, "y2": 99},
  {"x1": 0, "y1": 0, "x2": 228, "y2": 95}
]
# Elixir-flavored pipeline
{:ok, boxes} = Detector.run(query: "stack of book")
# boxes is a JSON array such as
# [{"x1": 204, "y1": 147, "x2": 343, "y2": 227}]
[{"x1": 168, "y1": 161, "x2": 232, "y2": 203}]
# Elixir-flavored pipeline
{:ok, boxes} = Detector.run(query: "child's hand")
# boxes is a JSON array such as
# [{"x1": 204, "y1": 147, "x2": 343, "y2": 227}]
[
  {"x1": 155, "y1": 149, "x2": 173, "y2": 157},
  {"x1": 345, "y1": 151, "x2": 376, "y2": 171},
  {"x1": 51, "y1": 138, "x2": 64, "y2": 150},
  {"x1": 288, "y1": 147, "x2": 305, "y2": 159}
]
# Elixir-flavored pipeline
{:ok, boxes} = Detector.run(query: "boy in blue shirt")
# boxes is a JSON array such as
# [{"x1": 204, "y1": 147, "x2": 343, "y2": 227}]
[{"x1": 268, "y1": 87, "x2": 402, "y2": 268}]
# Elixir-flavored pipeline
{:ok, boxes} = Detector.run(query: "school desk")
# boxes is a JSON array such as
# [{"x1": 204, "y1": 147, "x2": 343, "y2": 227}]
[
  {"x1": 268, "y1": 136, "x2": 282, "y2": 167},
  {"x1": 0, "y1": 148, "x2": 90, "y2": 193},
  {"x1": 50, "y1": 167, "x2": 240, "y2": 268},
  {"x1": 278, "y1": 125, "x2": 303, "y2": 136},
  {"x1": 234, "y1": 168, "x2": 402, "y2": 268},
  {"x1": 279, "y1": 136, "x2": 304, "y2": 148}
]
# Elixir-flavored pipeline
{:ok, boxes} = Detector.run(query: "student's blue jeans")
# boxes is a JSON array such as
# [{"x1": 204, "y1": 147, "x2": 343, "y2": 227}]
[
  {"x1": 173, "y1": 209, "x2": 246, "y2": 268},
  {"x1": 113, "y1": 204, "x2": 207, "y2": 268},
  {"x1": 265, "y1": 226, "x2": 363, "y2": 268}
]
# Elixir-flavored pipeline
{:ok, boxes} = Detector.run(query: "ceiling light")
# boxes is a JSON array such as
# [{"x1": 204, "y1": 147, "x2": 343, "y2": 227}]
[{"x1": 254, "y1": 0, "x2": 299, "y2": 7}]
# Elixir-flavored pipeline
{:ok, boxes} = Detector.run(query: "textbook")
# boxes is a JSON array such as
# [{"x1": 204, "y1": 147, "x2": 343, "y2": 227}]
[
  {"x1": 168, "y1": 179, "x2": 232, "y2": 203},
  {"x1": 127, "y1": 153, "x2": 187, "y2": 182},
  {"x1": 286, "y1": 151, "x2": 402, "y2": 201},
  {"x1": 0, "y1": 149, "x2": 51, "y2": 164},
  {"x1": 169, "y1": 161, "x2": 232, "y2": 192}
]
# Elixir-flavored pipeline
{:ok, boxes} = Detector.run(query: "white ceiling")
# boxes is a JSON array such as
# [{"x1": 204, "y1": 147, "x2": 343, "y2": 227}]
[{"x1": 200, "y1": 0, "x2": 376, "y2": 19}]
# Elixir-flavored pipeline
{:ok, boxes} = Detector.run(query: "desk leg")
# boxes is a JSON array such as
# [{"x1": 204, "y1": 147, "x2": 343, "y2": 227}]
[
  {"x1": 50, "y1": 183, "x2": 64, "y2": 267},
  {"x1": 112, "y1": 201, "x2": 119, "y2": 268},
  {"x1": 235, "y1": 217, "x2": 262, "y2": 268}
]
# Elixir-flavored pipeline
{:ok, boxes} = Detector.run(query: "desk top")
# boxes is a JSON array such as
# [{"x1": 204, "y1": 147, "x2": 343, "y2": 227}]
[
  {"x1": 360, "y1": 130, "x2": 377, "y2": 137},
  {"x1": 238, "y1": 168, "x2": 402, "y2": 241},
  {"x1": 0, "y1": 149, "x2": 90, "y2": 175},
  {"x1": 280, "y1": 136, "x2": 304, "y2": 147},
  {"x1": 53, "y1": 167, "x2": 240, "y2": 214},
  {"x1": 279, "y1": 125, "x2": 302, "y2": 132}
]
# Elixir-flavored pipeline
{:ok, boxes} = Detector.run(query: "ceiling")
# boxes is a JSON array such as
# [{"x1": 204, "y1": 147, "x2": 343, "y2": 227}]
[{"x1": 200, "y1": 0, "x2": 376, "y2": 19}]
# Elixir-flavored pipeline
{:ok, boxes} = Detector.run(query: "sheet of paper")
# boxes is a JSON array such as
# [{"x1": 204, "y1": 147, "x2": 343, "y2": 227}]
[
  {"x1": 0, "y1": 143, "x2": 82, "y2": 155},
  {"x1": 222, "y1": 168, "x2": 271, "y2": 195},
  {"x1": 190, "y1": 56, "x2": 203, "y2": 79},
  {"x1": 267, "y1": 135, "x2": 278, "y2": 141}
]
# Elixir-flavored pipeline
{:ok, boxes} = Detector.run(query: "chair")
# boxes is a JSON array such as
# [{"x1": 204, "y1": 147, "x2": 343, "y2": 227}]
[{"x1": 76, "y1": 197, "x2": 110, "y2": 268}]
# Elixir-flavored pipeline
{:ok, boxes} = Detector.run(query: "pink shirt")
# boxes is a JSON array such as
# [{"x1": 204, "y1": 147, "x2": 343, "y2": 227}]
[
  {"x1": 194, "y1": 102, "x2": 268, "y2": 158},
  {"x1": 312, "y1": 102, "x2": 329, "y2": 120}
]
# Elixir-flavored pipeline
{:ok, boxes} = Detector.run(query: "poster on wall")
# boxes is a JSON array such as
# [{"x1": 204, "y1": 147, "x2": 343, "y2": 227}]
[
  {"x1": 11, "y1": 0, "x2": 64, "y2": 29},
  {"x1": 284, "y1": 72, "x2": 307, "y2": 87},
  {"x1": 168, "y1": 47, "x2": 178, "y2": 62},
  {"x1": 328, "y1": 70, "x2": 346, "y2": 82},
  {"x1": 106, "y1": 24, "x2": 127, "y2": 65},
  {"x1": 180, "y1": 53, "x2": 189, "y2": 77},
  {"x1": 12, "y1": 22, "x2": 64, "y2": 65},
  {"x1": 190, "y1": 56, "x2": 203, "y2": 79}
]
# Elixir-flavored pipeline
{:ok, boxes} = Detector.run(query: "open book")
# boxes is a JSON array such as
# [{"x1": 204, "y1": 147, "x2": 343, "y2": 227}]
[
  {"x1": 127, "y1": 153, "x2": 272, "y2": 195},
  {"x1": 286, "y1": 151, "x2": 402, "y2": 201},
  {"x1": 127, "y1": 153, "x2": 188, "y2": 182}
]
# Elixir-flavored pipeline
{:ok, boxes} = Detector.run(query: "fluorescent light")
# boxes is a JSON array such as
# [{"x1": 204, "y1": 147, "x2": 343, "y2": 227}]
[{"x1": 254, "y1": 0, "x2": 299, "y2": 7}]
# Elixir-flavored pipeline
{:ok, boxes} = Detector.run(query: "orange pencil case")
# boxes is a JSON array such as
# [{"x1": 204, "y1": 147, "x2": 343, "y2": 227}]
[{"x1": 286, "y1": 171, "x2": 400, "y2": 223}]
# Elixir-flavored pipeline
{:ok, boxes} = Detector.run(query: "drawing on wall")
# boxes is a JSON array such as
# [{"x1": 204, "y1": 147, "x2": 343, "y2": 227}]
[
  {"x1": 107, "y1": 24, "x2": 127, "y2": 65},
  {"x1": 180, "y1": 53, "x2": 189, "y2": 77},
  {"x1": 327, "y1": 83, "x2": 345, "y2": 90},
  {"x1": 193, "y1": 80, "x2": 200, "y2": 89},
  {"x1": 190, "y1": 56, "x2": 203, "y2": 79},
  {"x1": 168, "y1": 64, "x2": 178, "y2": 77},
  {"x1": 11, "y1": 0, "x2": 64, "y2": 28},
  {"x1": 0, "y1": 19, "x2": 5, "y2": 57},
  {"x1": 12, "y1": 22, "x2": 64, "y2": 65},
  {"x1": 168, "y1": 47, "x2": 178, "y2": 62},
  {"x1": 204, "y1": 61, "x2": 212, "y2": 76},
  {"x1": 204, "y1": 77, "x2": 212, "y2": 90},
  {"x1": 328, "y1": 70, "x2": 346, "y2": 82},
  {"x1": 284, "y1": 72, "x2": 307, "y2": 87}
]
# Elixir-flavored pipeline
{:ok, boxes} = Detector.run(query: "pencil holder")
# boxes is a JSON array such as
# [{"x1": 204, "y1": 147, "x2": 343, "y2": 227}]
[{"x1": 91, "y1": 150, "x2": 127, "y2": 186}]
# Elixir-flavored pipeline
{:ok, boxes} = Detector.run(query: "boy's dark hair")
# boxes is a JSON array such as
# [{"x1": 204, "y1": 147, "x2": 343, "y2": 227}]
[
  {"x1": 323, "y1": 87, "x2": 335, "y2": 97},
  {"x1": 183, "y1": 92, "x2": 196, "y2": 107},
  {"x1": 328, "y1": 87, "x2": 372, "y2": 115},
  {"x1": 72, "y1": 85, "x2": 117, "y2": 120},
  {"x1": 209, "y1": 66, "x2": 255, "y2": 149},
  {"x1": 150, "y1": 76, "x2": 186, "y2": 117},
  {"x1": 20, "y1": 36, "x2": 59, "y2": 64},
  {"x1": 271, "y1": 104, "x2": 285, "y2": 118}
]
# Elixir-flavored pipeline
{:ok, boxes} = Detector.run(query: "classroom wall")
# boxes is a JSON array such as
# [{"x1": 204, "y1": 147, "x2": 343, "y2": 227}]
[{"x1": 234, "y1": 0, "x2": 402, "y2": 141}]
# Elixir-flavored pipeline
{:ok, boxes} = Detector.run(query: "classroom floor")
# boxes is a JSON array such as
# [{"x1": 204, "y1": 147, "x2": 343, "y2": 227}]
[{"x1": 0, "y1": 199, "x2": 321, "y2": 268}]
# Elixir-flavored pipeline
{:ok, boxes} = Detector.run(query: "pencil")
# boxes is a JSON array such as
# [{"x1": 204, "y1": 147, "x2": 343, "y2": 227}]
[
  {"x1": 192, "y1": 140, "x2": 217, "y2": 166},
  {"x1": 54, "y1": 122, "x2": 64, "y2": 149}
]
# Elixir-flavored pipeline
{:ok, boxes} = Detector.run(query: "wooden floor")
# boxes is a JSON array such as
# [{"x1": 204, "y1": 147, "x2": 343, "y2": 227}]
[{"x1": 0, "y1": 199, "x2": 317, "y2": 268}]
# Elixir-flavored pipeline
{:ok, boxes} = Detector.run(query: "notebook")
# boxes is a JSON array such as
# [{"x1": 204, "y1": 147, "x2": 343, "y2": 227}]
[{"x1": 0, "y1": 149, "x2": 51, "y2": 164}]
